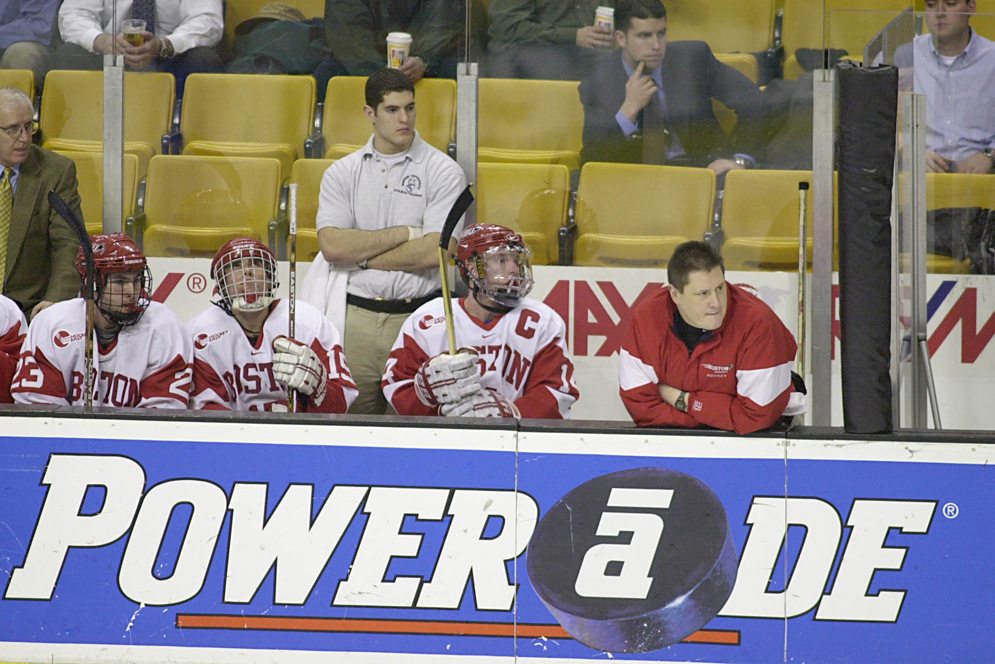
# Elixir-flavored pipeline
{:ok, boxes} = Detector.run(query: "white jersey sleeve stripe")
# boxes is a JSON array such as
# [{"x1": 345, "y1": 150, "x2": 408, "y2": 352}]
[
  {"x1": 618, "y1": 348, "x2": 659, "y2": 391},
  {"x1": 736, "y1": 361, "x2": 792, "y2": 407}
]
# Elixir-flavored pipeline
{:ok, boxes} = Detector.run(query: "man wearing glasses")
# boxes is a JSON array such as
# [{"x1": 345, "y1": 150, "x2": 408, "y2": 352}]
[{"x1": 0, "y1": 87, "x2": 82, "y2": 321}]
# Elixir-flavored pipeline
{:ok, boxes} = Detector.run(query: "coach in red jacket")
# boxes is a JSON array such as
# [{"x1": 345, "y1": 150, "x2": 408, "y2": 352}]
[{"x1": 619, "y1": 241, "x2": 804, "y2": 434}]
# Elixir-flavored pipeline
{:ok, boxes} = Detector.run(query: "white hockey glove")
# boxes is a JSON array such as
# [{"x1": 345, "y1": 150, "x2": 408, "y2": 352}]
[
  {"x1": 441, "y1": 389, "x2": 521, "y2": 419},
  {"x1": 414, "y1": 350, "x2": 482, "y2": 407},
  {"x1": 272, "y1": 336, "x2": 327, "y2": 406}
]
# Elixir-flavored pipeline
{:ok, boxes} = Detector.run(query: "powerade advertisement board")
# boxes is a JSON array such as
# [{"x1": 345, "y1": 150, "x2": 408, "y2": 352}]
[{"x1": 0, "y1": 415, "x2": 993, "y2": 663}]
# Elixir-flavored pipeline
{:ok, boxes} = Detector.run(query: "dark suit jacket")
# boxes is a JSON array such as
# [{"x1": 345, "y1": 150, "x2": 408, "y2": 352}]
[
  {"x1": 579, "y1": 42, "x2": 770, "y2": 167},
  {"x1": 5, "y1": 145, "x2": 82, "y2": 317}
]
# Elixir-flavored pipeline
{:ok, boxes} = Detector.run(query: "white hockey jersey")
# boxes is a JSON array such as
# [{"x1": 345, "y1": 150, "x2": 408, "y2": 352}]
[
  {"x1": 383, "y1": 297, "x2": 578, "y2": 418},
  {"x1": 0, "y1": 295, "x2": 28, "y2": 403},
  {"x1": 186, "y1": 299, "x2": 357, "y2": 413},
  {"x1": 12, "y1": 299, "x2": 193, "y2": 408}
]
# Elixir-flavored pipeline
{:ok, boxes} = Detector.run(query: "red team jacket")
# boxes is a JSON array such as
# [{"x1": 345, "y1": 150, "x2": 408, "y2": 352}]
[
  {"x1": 619, "y1": 284, "x2": 798, "y2": 434},
  {"x1": 384, "y1": 297, "x2": 578, "y2": 418}
]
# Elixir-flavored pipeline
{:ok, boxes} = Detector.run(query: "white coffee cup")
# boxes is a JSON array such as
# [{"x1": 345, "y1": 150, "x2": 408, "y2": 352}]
[
  {"x1": 387, "y1": 32, "x2": 413, "y2": 68},
  {"x1": 595, "y1": 6, "x2": 614, "y2": 31}
]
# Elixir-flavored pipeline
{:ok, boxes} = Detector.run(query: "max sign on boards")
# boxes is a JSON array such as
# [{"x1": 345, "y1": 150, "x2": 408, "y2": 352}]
[{"x1": 3, "y1": 452, "x2": 942, "y2": 657}]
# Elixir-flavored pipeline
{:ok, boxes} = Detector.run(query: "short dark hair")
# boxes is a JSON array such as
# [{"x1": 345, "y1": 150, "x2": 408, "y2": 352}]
[
  {"x1": 365, "y1": 68, "x2": 415, "y2": 109},
  {"x1": 615, "y1": 0, "x2": 667, "y2": 34},
  {"x1": 668, "y1": 241, "x2": 724, "y2": 292}
]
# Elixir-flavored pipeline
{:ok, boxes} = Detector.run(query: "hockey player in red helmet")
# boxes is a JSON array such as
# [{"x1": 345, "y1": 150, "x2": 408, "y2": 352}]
[
  {"x1": 12, "y1": 233, "x2": 193, "y2": 408},
  {"x1": 383, "y1": 223, "x2": 578, "y2": 419},
  {"x1": 186, "y1": 237, "x2": 357, "y2": 412}
]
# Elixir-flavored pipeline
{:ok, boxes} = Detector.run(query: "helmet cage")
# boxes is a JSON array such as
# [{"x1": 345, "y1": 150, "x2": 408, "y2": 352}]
[
  {"x1": 212, "y1": 241, "x2": 279, "y2": 315},
  {"x1": 463, "y1": 244, "x2": 534, "y2": 308},
  {"x1": 95, "y1": 267, "x2": 153, "y2": 327},
  {"x1": 77, "y1": 233, "x2": 152, "y2": 327}
]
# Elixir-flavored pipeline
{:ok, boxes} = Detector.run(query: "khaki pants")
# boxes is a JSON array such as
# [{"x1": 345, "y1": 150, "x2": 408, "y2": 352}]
[
  {"x1": 0, "y1": 42, "x2": 52, "y2": 88},
  {"x1": 343, "y1": 304, "x2": 409, "y2": 415}
]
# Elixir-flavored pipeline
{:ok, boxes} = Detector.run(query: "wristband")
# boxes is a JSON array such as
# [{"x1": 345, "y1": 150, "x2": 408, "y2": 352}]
[{"x1": 407, "y1": 225, "x2": 423, "y2": 242}]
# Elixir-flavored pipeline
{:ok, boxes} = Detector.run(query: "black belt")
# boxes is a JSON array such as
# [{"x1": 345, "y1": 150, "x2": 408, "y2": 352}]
[{"x1": 347, "y1": 291, "x2": 442, "y2": 314}]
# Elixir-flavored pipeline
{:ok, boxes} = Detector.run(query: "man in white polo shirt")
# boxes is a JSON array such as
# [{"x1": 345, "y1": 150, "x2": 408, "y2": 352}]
[{"x1": 315, "y1": 67, "x2": 467, "y2": 414}]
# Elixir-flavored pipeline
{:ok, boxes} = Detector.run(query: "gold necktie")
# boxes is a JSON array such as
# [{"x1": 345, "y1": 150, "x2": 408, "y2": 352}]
[{"x1": 0, "y1": 168, "x2": 13, "y2": 286}]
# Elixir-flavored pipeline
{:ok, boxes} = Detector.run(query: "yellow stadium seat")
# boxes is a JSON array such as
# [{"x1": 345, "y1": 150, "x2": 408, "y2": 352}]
[
  {"x1": 721, "y1": 169, "x2": 842, "y2": 271},
  {"x1": 0, "y1": 69, "x2": 34, "y2": 100},
  {"x1": 177, "y1": 73, "x2": 316, "y2": 183},
  {"x1": 925, "y1": 173, "x2": 995, "y2": 273},
  {"x1": 722, "y1": 170, "x2": 814, "y2": 271},
  {"x1": 666, "y1": 0, "x2": 776, "y2": 54},
  {"x1": 475, "y1": 163, "x2": 570, "y2": 265},
  {"x1": 318, "y1": 76, "x2": 455, "y2": 159},
  {"x1": 288, "y1": 158, "x2": 337, "y2": 261},
  {"x1": 571, "y1": 163, "x2": 715, "y2": 268},
  {"x1": 478, "y1": 79, "x2": 584, "y2": 172},
  {"x1": 54, "y1": 151, "x2": 140, "y2": 235},
  {"x1": 40, "y1": 70, "x2": 174, "y2": 178},
  {"x1": 131, "y1": 155, "x2": 282, "y2": 257}
]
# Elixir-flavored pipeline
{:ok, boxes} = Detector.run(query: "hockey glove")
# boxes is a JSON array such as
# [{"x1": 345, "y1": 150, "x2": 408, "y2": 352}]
[
  {"x1": 442, "y1": 389, "x2": 521, "y2": 419},
  {"x1": 272, "y1": 336, "x2": 327, "y2": 406},
  {"x1": 414, "y1": 349, "x2": 482, "y2": 407}
]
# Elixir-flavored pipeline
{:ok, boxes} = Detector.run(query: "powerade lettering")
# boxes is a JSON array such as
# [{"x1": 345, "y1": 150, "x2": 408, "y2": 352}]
[{"x1": 3, "y1": 456, "x2": 935, "y2": 627}]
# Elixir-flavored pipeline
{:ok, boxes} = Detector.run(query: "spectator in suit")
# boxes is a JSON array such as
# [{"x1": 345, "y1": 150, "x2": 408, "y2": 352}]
[
  {"x1": 314, "y1": 0, "x2": 462, "y2": 99},
  {"x1": 0, "y1": 0, "x2": 61, "y2": 89},
  {"x1": 487, "y1": 0, "x2": 613, "y2": 80},
  {"x1": 579, "y1": 0, "x2": 768, "y2": 174},
  {"x1": 0, "y1": 87, "x2": 82, "y2": 321},
  {"x1": 52, "y1": 0, "x2": 224, "y2": 95}
]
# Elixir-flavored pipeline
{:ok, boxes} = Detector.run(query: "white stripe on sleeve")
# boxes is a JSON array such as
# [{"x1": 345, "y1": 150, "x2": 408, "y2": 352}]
[
  {"x1": 736, "y1": 361, "x2": 792, "y2": 407},
  {"x1": 618, "y1": 349, "x2": 659, "y2": 391}
]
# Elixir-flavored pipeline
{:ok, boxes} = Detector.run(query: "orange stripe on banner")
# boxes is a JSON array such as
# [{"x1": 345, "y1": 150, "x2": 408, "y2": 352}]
[{"x1": 175, "y1": 614, "x2": 739, "y2": 645}]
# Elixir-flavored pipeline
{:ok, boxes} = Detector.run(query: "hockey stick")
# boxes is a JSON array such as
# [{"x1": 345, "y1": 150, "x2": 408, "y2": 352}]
[
  {"x1": 48, "y1": 191, "x2": 95, "y2": 410},
  {"x1": 287, "y1": 183, "x2": 298, "y2": 413},
  {"x1": 797, "y1": 182, "x2": 809, "y2": 380},
  {"x1": 438, "y1": 186, "x2": 475, "y2": 355}
]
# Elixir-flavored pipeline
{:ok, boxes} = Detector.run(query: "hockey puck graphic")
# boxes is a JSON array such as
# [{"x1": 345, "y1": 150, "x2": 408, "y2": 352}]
[{"x1": 526, "y1": 467, "x2": 737, "y2": 653}]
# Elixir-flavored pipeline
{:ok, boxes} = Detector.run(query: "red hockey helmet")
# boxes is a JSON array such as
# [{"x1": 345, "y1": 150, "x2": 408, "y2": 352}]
[
  {"x1": 76, "y1": 233, "x2": 152, "y2": 327},
  {"x1": 210, "y1": 237, "x2": 279, "y2": 315},
  {"x1": 455, "y1": 223, "x2": 533, "y2": 308}
]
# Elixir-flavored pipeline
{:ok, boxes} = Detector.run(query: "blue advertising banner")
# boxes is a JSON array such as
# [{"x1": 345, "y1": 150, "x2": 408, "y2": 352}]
[{"x1": 1, "y1": 417, "x2": 992, "y2": 663}]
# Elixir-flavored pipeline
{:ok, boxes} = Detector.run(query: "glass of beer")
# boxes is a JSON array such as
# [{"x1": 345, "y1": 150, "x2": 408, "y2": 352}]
[{"x1": 121, "y1": 19, "x2": 146, "y2": 46}]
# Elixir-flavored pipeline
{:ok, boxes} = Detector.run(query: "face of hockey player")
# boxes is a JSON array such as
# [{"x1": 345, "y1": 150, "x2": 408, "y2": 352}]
[
  {"x1": 473, "y1": 245, "x2": 533, "y2": 309},
  {"x1": 222, "y1": 256, "x2": 274, "y2": 314},
  {"x1": 670, "y1": 266, "x2": 728, "y2": 331},
  {"x1": 95, "y1": 270, "x2": 145, "y2": 329}
]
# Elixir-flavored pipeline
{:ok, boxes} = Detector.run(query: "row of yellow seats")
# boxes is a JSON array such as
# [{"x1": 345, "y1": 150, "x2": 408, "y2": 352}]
[
  {"x1": 10, "y1": 58, "x2": 765, "y2": 189},
  {"x1": 59, "y1": 153, "x2": 571, "y2": 264},
  {"x1": 568, "y1": 164, "x2": 995, "y2": 272}
]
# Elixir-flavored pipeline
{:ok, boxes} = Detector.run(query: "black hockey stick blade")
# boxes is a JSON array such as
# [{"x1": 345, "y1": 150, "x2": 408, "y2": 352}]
[
  {"x1": 439, "y1": 186, "x2": 474, "y2": 250},
  {"x1": 48, "y1": 191, "x2": 96, "y2": 301}
]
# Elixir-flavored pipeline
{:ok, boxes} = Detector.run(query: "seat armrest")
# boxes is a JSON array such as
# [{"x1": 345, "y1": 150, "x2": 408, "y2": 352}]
[
  {"x1": 558, "y1": 190, "x2": 578, "y2": 266},
  {"x1": 125, "y1": 213, "x2": 147, "y2": 250},
  {"x1": 161, "y1": 98, "x2": 183, "y2": 154}
]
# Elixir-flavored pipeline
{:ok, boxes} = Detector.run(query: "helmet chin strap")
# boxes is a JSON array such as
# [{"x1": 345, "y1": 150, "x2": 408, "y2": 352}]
[{"x1": 473, "y1": 288, "x2": 514, "y2": 315}]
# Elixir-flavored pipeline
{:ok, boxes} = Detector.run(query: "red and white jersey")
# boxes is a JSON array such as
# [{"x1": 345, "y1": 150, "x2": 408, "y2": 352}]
[
  {"x1": 0, "y1": 295, "x2": 28, "y2": 403},
  {"x1": 384, "y1": 297, "x2": 578, "y2": 418},
  {"x1": 186, "y1": 299, "x2": 357, "y2": 413},
  {"x1": 619, "y1": 284, "x2": 799, "y2": 434},
  {"x1": 12, "y1": 299, "x2": 193, "y2": 409}
]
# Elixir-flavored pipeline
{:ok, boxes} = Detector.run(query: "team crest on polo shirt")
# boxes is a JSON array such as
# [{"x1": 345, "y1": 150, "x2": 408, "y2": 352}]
[{"x1": 398, "y1": 174, "x2": 423, "y2": 196}]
